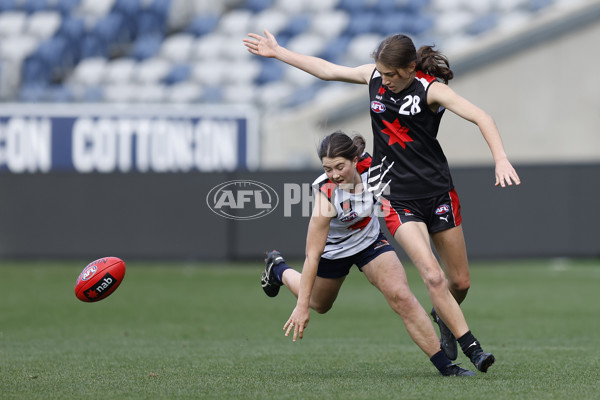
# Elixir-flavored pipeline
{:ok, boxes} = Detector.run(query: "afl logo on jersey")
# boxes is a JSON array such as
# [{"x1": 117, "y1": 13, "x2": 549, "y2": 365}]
[
  {"x1": 435, "y1": 205, "x2": 450, "y2": 215},
  {"x1": 370, "y1": 101, "x2": 386, "y2": 113}
]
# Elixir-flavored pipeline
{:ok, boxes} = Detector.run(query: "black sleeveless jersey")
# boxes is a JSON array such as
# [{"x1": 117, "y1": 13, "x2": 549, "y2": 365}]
[{"x1": 367, "y1": 69, "x2": 453, "y2": 201}]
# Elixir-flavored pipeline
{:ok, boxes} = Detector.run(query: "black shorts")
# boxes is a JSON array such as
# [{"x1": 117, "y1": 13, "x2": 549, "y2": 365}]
[
  {"x1": 381, "y1": 189, "x2": 462, "y2": 236},
  {"x1": 317, "y1": 232, "x2": 395, "y2": 279}
]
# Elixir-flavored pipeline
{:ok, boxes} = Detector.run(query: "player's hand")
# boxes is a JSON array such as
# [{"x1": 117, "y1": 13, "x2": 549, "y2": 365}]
[
  {"x1": 495, "y1": 158, "x2": 521, "y2": 187},
  {"x1": 283, "y1": 306, "x2": 310, "y2": 342},
  {"x1": 243, "y1": 29, "x2": 279, "y2": 58}
]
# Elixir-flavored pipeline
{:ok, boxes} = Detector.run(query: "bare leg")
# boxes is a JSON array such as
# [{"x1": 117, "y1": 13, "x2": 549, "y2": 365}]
[
  {"x1": 432, "y1": 226, "x2": 470, "y2": 304},
  {"x1": 281, "y1": 268, "x2": 345, "y2": 314},
  {"x1": 393, "y1": 222, "x2": 469, "y2": 339},
  {"x1": 361, "y1": 251, "x2": 440, "y2": 357}
]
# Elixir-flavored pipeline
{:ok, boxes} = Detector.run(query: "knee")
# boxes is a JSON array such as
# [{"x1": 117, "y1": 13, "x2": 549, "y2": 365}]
[
  {"x1": 388, "y1": 290, "x2": 417, "y2": 312},
  {"x1": 422, "y1": 269, "x2": 447, "y2": 293},
  {"x1": 449, "y1": 277, "x2": 470, "y2": 294},
  {"x1": 312, "y1": 302, "x2": 333, "y2": 314}
]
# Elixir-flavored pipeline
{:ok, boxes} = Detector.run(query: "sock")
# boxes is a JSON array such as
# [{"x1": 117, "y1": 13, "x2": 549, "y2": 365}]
[
  {"x1": 457, "y1": 330, "x2": 482, "y2": 359},
  {"x1": 430, "y1": 350, "x2": 452, "y2": 373},
  {"x1": 272, "y1": 262, "x2": 291, "y2": 285}
]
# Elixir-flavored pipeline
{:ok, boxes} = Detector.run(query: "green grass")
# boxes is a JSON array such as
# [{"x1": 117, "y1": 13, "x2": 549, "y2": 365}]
[{"x1": 1, "y1": 258, "x2": 599, "y2": 399}]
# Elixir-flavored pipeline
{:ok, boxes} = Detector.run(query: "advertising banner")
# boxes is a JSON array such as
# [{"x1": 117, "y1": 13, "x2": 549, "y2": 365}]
[{"x1": 0, "y1": 104, "x2": 259, "y2": 173}]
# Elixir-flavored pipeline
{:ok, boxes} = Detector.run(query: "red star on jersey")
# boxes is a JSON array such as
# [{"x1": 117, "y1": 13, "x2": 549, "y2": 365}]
[
  {"x1": 378, "y1": 86, "x2": 386, "y2": 95},
  {"x1": 381, "y1": 118, "x2": 413, "y2": 148}
]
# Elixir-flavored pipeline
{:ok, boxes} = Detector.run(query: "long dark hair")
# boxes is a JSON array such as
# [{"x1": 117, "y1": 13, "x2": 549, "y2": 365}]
[
  {"x1": 318, "y1": 130, "x2": 366, "y2": 160},
  {"x1": 371, "y1": 34, "x2": 454, "y2": 83}
]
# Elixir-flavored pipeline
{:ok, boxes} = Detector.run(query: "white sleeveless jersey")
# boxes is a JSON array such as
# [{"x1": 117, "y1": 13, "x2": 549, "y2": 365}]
[{"x1": 312, "y1": 154, "x2": 381, "y2": 260}]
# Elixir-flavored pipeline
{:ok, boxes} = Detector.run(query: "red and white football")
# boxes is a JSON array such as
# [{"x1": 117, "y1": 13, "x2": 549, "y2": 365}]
[{"x1": 75, "y1": 257, "x2": 126, "y2": 302}]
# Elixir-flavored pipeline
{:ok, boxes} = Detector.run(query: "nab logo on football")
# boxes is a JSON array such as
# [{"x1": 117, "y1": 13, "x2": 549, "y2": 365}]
[
  {"x1": 84, "y1": 272, "x2": 118, "y2": 301},
  {"x1": 206, "y1": 180, "x2": 279, "y2": 220}
]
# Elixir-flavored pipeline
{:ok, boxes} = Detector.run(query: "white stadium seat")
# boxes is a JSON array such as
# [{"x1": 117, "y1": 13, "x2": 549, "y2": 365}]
[
  {"x1": 26, "y1": 11, "x2": 62, "y2": 40},
  {"x1": 159, "y1": 33, "x2": 195, "y2": 63},
  {"x1": 0, "y1": 35, "x2": 39, "y2": 63},
  {"x1": 0, "y1": 11, "x2": 28, "y2": 37},
  {"x1": 68, "y1": 57, "x2": 107, "y2": 86},
  {"x1": 167, "y1": 81, "x2": 203, "y2": 103},
  {"x1": 103, "y1": 58, "x2": 136, "y2": 84},
  {"x1": 135, "y1": 57, "x2": 171, "y2": 84}
]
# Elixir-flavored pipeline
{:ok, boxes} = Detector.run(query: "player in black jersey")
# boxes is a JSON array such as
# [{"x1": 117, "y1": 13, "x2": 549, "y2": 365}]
[{"x1": 244, "y1": 30, "x2": 520, "y2": 373}]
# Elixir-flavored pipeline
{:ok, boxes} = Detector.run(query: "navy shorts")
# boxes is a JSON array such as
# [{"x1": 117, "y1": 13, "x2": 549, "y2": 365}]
[
  {"x1": 381, "y1": 189, "x2": 463, "y2": 236},
  {"x1": 317, "y1": 232, "x2": 395, "y2": 279}
]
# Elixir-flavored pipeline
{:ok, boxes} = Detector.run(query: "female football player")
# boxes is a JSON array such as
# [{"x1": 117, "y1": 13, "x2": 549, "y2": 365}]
[
  {"x1": 245, "y1": 31, "x2": 519, "y2": 371},
  {"x1": 261, "y1": 130, "x2": 480, "y2": 376}
]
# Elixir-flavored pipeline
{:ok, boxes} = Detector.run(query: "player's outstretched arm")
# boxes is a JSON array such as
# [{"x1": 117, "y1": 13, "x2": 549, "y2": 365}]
[
  {"x1": 283, "y1": 192, "x2": 333, "y2": 342},
  {"x1": 244, "y1": 29, "x2": 373, "y2": 84},
  {"x1": 428, "y1": 82, "x2": 521, "y2": 188}
]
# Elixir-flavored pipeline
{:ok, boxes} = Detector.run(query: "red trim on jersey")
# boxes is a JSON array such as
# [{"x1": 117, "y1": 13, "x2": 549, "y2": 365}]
[
  {"x1": 449, "y1": 189, "x2": 462, "y2": 226},
  {"x1": 348, "y1": 216, "x2": 372, "y2": 231},
  {"x1": 416, "y1": 70, "x2": 436, "y2": 83},
  {"x1": 381, "y1": 198, "x2": 402, "y2": 236},
  {"x1": 356, "y1": 154, "x2": 372, "y2": 174}
]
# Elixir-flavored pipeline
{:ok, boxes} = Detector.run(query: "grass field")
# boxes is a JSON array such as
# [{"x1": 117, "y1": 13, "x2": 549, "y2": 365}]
[{"x1": 1, "y1": 258, "x2": 599, "y2": 399}]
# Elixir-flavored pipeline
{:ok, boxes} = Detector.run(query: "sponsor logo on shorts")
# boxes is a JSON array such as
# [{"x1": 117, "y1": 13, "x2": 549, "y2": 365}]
[
  {"x1": 373, "y1": 239, "x2": 390, "y2": 250},
  {"x1": 370, "y1": 101, "x2": 386, "y2": 113},
  {"x1": 435, "y1": 204, "x2": 450, "y2": 215}
]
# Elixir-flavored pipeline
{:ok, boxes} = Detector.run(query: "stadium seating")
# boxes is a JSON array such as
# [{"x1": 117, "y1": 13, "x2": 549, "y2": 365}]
[{"x1": 0, "y1": 0, "x2": 562, "y2": 105}]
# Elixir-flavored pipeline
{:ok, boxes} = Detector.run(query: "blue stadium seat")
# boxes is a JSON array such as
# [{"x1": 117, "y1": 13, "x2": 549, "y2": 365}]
[
  {"x1": 80, "y1": 34, "x2": 107, "y2": 58},
  {"x1": 80, "y1": 86, "x2": 104, "y2": 102},
  {"x1": 338, "y1": 0, "x2": 368, "y2": 13},
  {"x1": 280, "y1": 14, "x2": 311, "y2": 37},
  {"x1": 147, "y1": 0, "x2": 170, "y2": 21},
  {"x1": 56, "y1": 15, "x2": 85, "y2": 60},
  {"x1": 163, "y1": 63, "x2": 191, "y2": 85},
  {"x1": 22, "y1": 58, "x2": 51, "y2": 85},
  {"x1": 23, "y1": 0, "x2": 49, "y2": 13},
  {"x1": 18, "y1": 83, "x2": 46, "y2": 102},
  {"x1": 345, "y1": 12, "x2": 377, "y2": 36},
  {"x1": 186, "y1": 13, "x2": 219, "y2": 37},
  {"x1": 26, "y1": 36, "x2": 74, "y2": 82},
  {"x1": 130, "y1": 34, "x2": 163, "y2": 60},
  {"x1": 202, "y1": 86, "x2": 223, "y2": 103},
  {"x1": 255, "y1": 59, "x2": 284, "y2": 85},
  {"x1": 113, "y1": 0, "x2": 141, "y2": 20},
  {"x1": 244, "y1": 0, "x2": 274, "y2": 13},
  {"x1": 465, "y1": 13, "x2": 497, "y2": 36},
  {"x1": 55, "y1": 0, "x2": 81, "y2": 15},
  {"x1": 377, "y1": 12, "x2": 413, "y2": 36},
  {"x1": 136, "y1": 10, "x2": 166, "y2": 37},
  {"x1": 319, "y1": 35, "x2": 352, "y2": 63},
  {"x1": 0, "y1": 0, "x2": 16, "y2": 11},
  {"x1": 286, "y1": 83, "x2": 322, "y2": 108},
  {"x1": 46, "y1": 84, "x2": 74, "y2": 102},
  {"x1": 94, "y1": 12, "x2": 129, "y2": 46}
]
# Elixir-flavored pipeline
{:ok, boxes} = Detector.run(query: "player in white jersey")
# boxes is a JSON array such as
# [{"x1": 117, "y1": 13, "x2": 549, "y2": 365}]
[{"x1": 261, "y1": 131, "x2": 475, "y2": 376}]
